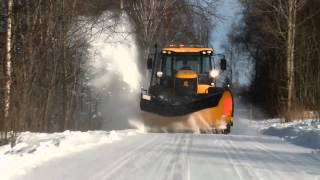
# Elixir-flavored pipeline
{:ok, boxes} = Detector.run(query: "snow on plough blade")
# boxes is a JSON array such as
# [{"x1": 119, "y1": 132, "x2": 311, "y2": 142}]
[
  {"x1": 141, "y1": 89, "x2": 233, "y2": 133},
  {"x1": 140, "y1": 44, "x2": 233, "y2": 133}
]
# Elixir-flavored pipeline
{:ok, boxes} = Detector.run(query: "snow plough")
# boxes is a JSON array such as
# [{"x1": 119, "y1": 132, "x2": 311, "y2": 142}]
[{"x1": 140, "y1": 44, "x2": 233, "y2": 133}]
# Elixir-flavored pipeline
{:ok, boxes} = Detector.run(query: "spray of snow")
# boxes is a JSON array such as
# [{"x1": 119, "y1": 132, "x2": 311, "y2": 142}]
[
  {"x1": 89, "y1": 28, "x2": 140, "y2": 90},
  {"x1": 128, "y1": 119, "x2": 147, "y2": 133},
  {"x1": 87, "y1": 12, "x2": 142, "y2": 130}
]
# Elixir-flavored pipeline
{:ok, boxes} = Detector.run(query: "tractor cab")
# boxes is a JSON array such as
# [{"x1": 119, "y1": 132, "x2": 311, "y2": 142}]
[{"x1": 146, "y1": 44, "x2": 226, "y2": 96}]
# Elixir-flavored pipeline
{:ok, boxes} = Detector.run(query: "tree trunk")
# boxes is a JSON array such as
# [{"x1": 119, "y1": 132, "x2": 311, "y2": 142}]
[
  {"x1": 286, "y1": 0, "x2": 297, "y2": 121},
  {"x1": 4, "y1": 0, "x2": 14, "y2": 132}
]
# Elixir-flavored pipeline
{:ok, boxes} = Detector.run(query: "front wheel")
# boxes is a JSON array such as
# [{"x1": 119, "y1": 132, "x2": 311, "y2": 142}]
[{"x1": 223, "y1": 125, "x2": 231, "y2": 134}]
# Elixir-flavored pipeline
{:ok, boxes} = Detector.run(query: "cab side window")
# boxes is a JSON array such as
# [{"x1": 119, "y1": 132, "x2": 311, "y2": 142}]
[{"x1": 164, "y1": 56, "x2": 172, "y2": 76}]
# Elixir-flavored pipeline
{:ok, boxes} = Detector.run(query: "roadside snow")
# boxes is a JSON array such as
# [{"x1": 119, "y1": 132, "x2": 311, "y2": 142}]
[
  {"x1": 253, "y1": 119, "x2": 320, "y2": 149},
  {"x1": 0, "y1": 130, "x2": 139, "y2": 180}
]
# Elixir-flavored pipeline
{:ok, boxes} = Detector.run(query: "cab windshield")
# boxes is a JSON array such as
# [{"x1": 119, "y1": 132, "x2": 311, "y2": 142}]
[{"x1": 162, "y1": 54, "x2": 212, "y2": 76}]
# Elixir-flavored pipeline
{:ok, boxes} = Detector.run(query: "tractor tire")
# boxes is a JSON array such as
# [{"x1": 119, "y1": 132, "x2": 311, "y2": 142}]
[{"x1": 223, "y1": 125, "x2": 231, "y2": 134}]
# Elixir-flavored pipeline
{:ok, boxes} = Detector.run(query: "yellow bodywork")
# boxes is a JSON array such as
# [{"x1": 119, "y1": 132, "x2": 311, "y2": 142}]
[
  {"x1": 197, "y1": 84, "x2": 211, "y2": 94},
  {"x1": 175, "y1": 70, "x2": 198, "y2": 79},
  {"x1": 162, "y1": 47, "x2": 214, "y2": 53},
  {"x1": 192, "y1": 90, "x2": 233, "y2": 129},
  {"x1": 175, "y1": 70, "x2": 211, "y2": 94}
]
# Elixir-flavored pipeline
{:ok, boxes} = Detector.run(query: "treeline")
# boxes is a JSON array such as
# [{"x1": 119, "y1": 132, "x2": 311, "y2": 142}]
[
  {"x1": 230, "y1": 0, "x2": 320, "y2": 120},
  {"x1": 125, "y1": 0, "x2": 217, "y2": 59},
  {"x1": 0, "y1": 0, "x2": 123, "y2": 143},
  {"x1": 1, "y1": 0, "x2": 217, "y2": 142}
]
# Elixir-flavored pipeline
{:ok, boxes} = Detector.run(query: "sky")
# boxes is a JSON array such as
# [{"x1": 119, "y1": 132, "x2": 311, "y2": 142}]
[{"x1": 210, "y1": 0, "x2": 243, "y2": 53}]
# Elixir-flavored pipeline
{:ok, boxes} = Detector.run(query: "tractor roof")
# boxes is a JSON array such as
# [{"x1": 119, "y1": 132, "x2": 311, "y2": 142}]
[{"x1": 161, "y1": 44, "x2": 213, "y2": 53}]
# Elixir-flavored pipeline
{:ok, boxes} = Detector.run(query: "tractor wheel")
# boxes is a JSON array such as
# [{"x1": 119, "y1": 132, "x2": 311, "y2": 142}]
[{"x1": 223, "y1": 125, "x2": 231, "y2": 134}]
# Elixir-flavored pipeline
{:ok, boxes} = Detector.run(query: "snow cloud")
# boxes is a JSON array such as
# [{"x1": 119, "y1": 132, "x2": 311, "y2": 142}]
[{"x1": 86, "y1": 12, "x2": 142, "y2": 130}]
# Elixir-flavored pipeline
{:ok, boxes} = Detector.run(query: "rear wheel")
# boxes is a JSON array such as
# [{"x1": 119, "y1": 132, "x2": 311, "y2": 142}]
[{"x1": 223, "y1": 125, "x2": 231, "y2": 134}]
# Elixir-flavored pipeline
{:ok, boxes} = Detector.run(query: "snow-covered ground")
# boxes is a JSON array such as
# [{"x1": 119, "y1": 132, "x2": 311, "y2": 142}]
[
  {"x1": 0, "y1": 116, "x2": 319, "y2": 180},
  {"x1": 1, "y1": 95, "x2": 319, "y2": 180},
  {"x1": 255, "y1": 119, "x2": 320, "y2": 150},
  {"x1": 0, "y1": 130, "x2": 139, "y2": 180}
]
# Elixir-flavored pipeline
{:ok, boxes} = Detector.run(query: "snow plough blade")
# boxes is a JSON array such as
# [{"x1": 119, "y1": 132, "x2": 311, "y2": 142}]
[{"x1": 141, "y1": 89, "x2": 233, "y2": 133}]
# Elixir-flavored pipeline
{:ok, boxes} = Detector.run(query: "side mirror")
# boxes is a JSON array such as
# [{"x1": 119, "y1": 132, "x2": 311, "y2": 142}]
[
  {"x1": 147, "y1": 58, "x2": 153, "y2": 70},
  {"x1": 220, "y1": 58, "x2": 227, "y2": 71},
  {"x1": 156, "y1": 71, "x2": 163, "y2": 78}
]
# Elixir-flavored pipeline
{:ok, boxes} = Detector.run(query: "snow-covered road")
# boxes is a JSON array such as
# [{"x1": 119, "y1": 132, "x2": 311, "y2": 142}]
[
  {"x1": 18, "y1": 128, "x2": 320, "y2": 180},
  {"x1": 1, "y1": 98, "x2": 319, "y2": 180}
]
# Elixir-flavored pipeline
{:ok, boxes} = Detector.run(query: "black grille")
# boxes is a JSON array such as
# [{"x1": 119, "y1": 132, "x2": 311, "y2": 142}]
[{"x1": 175, "y1": 78, "x2": 197, "y2": 96}]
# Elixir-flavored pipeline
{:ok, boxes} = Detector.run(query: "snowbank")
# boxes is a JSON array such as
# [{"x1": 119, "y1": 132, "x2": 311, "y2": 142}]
[
  {"x1": 255, "y1": 119, "x2": 320, "y2": 149},
  {"x1": 0, "y1": 130, "x2": 139, "y2": 180}
]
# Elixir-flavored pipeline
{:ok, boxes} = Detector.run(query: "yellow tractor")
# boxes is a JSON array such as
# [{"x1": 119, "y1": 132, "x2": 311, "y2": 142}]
[{"x1": 140, "y1": 44, "x2": 233, "y2": 133}]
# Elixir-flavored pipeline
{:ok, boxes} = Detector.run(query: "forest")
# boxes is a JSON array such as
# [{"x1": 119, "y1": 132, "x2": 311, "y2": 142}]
[
  {"x1": 228, "y1": 0, "x2": 320, "y2": 120},
  {"x1": 1, "y1": 0, "x2": 320, "y2": 144},
  {"x1": 0, "y1": 0, "x2": 217, "y2": 143}
]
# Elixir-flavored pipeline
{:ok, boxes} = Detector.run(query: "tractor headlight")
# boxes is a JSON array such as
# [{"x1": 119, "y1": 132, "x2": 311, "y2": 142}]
[{"x1": 210, "y1": 69, "x2": 219, "y2": 78}]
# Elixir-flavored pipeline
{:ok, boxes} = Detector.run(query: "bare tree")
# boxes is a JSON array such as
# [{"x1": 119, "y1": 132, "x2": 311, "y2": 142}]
[
  {"x1": 125, "y1": 0, "x2": 176, "y2": 58},
  {"x1": 286, "y1": 0, "x2": 306, "y2": 120},
  {"x1": 0, "y1": 0, "x2": 120, "y2": 135},
  {"x1": 125, "y1": 0, "x2": 219, "y2": 59},
  {"x1": 4, "y1": 0, "x2": 13, "y2": 137},
  {"x1": 232, "y1": 0, "x2": 320, "y2": 120}
]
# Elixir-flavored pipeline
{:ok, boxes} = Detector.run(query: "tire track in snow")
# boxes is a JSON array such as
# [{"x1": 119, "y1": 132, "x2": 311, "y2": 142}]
[
  {"x1": 186, "y1": 134, "x2": 193, "y2": 180},
  {"x1": 179, "y1": 134, "x2": 192, "y2": 180},
  {"x1": 162, "y1": 134, "x2": 187, "y2": 180},
  {"x1": 146, "y1": 134, "x2": 182, "y2": 180},
  {"x1": 254, "y1": 141, "x2": 315, "y2": 178},
  {"x1": 220, "y1": 136, "x2": 245, "y2": 180},
  {"x1": 110, "y1": 133, "x2": 170, "y2": 180},
  {"x1": 91, "y1": 134, "x2": 160, "y2": 180},
  {"x1": 229, "y1": 136, "x2": 278, "y2": 180},
  {"x1": 227, "y1": 138, "x2": 261, "y2": 180},
  {"x1": 157, "y1": 133, "x2": 192, "y2": 180},
  {"x1": 160, "y1": 134, "x2": 182, "y2": 180},
  {"x1": 114, "y1": 133, "x2": 177, "y2": 180},
  {"x1": 95, "y1": 133, "x2": 180, "y2": 180}
]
